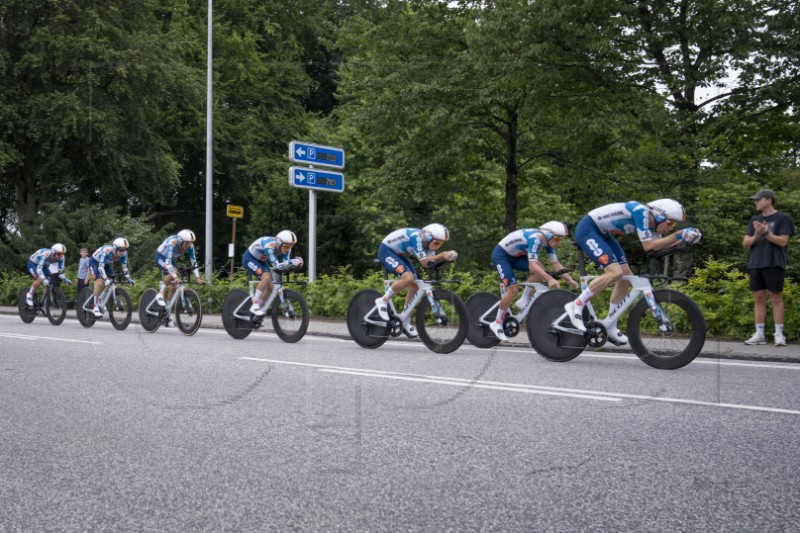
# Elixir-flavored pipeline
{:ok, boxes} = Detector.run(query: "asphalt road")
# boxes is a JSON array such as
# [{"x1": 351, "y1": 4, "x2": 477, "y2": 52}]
[{"x1": 1, "y1": 315, "x2": 799, "y2": 532}]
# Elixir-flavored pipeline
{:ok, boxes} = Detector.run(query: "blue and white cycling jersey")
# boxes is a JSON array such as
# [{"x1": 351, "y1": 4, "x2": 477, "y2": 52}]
[
  {"x1": 28, "y1": 249, "x2": 64, "y2": 279},
  {"x1": 587, "y1": 202, "x2": 657, "y2": 243},
  {"x1": 381, "y1": 228, "x2": 428, "y2": 261},
  {"x1": 91, "y1": 244, "x2": 129, "y2": 280},
  {"x1": 497, "y1": 229, "x2": 557, "y2": 263},
  {"x1": 156, "y1": 235, "x2": 198, "y2": 265},
  {"x1": 246, "y1": 237, "x2": 290, "y2": 268}
]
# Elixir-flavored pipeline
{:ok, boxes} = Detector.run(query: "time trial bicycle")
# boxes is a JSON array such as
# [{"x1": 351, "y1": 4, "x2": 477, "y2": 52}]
[
  {"x1": 346, "y1": 258, "x2": 468, "y2": 354},
  {"x1": 527, "y1": 243, "x2": 706, "y2": 370},
  {"x1": 221, "y1": 264, "x2": 309, "y2": 342},
  {"x1": 75, "y1": 274, "x2": 134, "y2": 330},
  {"x1": 18, "y1": 271, "x2": 69, "y2": 326},
  {"x1": 464, "y1": 269, "x2": 571, "y2": 348},
  {"x1": 138, "y1": 266, "x2": 203, "y2": 335}
]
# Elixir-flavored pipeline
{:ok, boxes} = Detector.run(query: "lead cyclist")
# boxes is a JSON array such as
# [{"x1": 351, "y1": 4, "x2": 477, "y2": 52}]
[{"x1": 564, "y1": 199, "x2": 701, "y2": 345}]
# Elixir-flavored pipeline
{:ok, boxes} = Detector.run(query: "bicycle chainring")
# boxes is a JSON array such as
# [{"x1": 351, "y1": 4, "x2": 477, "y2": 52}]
[
  {"x1": 503, "y1": 316, "x2": 520, "y2": 338},
  {"x1": 585, "y1": 321, "x2": 608, "y2": 348},
  {"x1": 388, "y1": 316, "x2": 403, "y2": 337}
]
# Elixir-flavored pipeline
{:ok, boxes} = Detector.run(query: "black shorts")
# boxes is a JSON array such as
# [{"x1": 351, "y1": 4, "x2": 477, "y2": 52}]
[{"x1": 749, "y1": 267, "x2": 786, "y2": 293}]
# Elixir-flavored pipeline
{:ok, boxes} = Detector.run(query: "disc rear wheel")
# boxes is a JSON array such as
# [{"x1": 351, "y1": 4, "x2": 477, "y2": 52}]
[
  {"x1": 346, "y1": 289, "x2": 389, "y2": 349},
  {"x1": 138, "y1": 289, "x2": 162, "y2": 333},
  {"x1": 222, "y1": 289, "x2": 254, "y2": 340},
  {"x1": 527, "y1": 290, "x2": 586, "y2": 362},
  {"x1": 76, "y1": 287, "x2": 96, "y2": 328},
  {"x1": 465, "y1": 292, "x2": 501, "y2": 349}
]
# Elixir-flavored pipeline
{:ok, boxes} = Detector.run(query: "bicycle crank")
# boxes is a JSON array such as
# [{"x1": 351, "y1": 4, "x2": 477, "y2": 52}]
[
  {"x1": 584, "y1": 321, "x2": 608, "y2": 348},
  {"x1": 388, "y1": 316, "x2": 403, "y2": 337},
  {"x1": 503, "y1": 316, "x2": 520, "y2": 338}
]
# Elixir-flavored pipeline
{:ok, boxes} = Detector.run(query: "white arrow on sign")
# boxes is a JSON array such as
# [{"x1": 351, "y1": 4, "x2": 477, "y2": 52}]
[
  {"x1": 295, "y1": 171, "x2": 305, "y2": 182},
  {"x1": 295, "y1": 146, "x2": 306, "y2": 158}
]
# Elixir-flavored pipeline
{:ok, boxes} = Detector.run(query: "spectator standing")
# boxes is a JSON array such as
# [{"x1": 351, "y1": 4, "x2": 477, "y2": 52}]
[
  {"x1": 742, "y1": 189, "x2": 795, "y2": 346},
  {"x1": 76, "y1": 248, "x2": 90, "y2": 293}
]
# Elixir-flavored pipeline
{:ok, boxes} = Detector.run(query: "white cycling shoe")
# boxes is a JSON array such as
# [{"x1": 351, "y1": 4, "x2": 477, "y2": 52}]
[
  {"x1": 155, "y1": 293, "x2": 166, "y2": 307},
  {"x1": 25, "y1": 293, "x2": 34, "y2": 307},
  {"x1": 91, "y1": 306, "x2": 103, "y2": 318},
  {"x1": 375, "y1": 297, "x2": 390, "y2": 321},
  {"x1": 564, "y1": 300, "x2": 586, "y2": 332},
  {"x1": 607, "y1": 329, "x2": 628, "y2": 345},
  {"x1": 402, "y1": 318, "x2": 418, "y2": 338},
  {"x1": 249, "y1": 302, "x2": 267, "y2": 316},
  {"x1": 491, "y1": 321, "x2": 508, "y2": 341}
]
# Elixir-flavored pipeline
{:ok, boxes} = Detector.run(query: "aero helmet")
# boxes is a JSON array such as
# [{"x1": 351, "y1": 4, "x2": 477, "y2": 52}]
[
  {"x1": 276, "y1": 230, "x2": 297, "y2": 247},
  {"x1": 51, "y1": 243, "x2": 67, "y2": 254},
  {"x1": 422, "y1": 223, "x2": 449, "y2": 243},
  {"x1": 539, "y1": 221, "x2": 569, "y2": 239},
  {"x1": 177, "y1": 229, "x2": 196, "y2": 243},
  {"x1": 647, "y1": 199, "x2": 685, "y2": 225},
  {"x1": 113, "y1": 237, "x2": 129, "y2": 250}
]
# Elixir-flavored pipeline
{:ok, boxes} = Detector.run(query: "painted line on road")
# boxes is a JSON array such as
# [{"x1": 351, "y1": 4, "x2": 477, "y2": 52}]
[
  {"x1": 0, "y1": 332, "x2": 102, "y2": 345},
  {"x1": 241, "y1": 357, "x2": 800, "y2": 416}
]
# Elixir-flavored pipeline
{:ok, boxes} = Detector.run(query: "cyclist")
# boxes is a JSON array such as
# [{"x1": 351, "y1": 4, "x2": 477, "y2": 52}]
[
  {"x1": 25, "y1": 244, "x2": 71, "y2": 306},
  {"x1": 88, "y1": 238, "x2": 135, "y2": 317},
  {"x1": 242, "y1": 230, "x2": 304, "y2": 316},
  {"x1": 154, "y1": 229, "x2": 206, "y2": 309},
  {"x1": 489, "y1": 222, "x2": 579, "y2": 341},
  {"x1": 374, "y1": 223, "x2": 458, "y2": 337},
  {"x1": 564, "y1": 199, "x2": 700, "y2": 345}
]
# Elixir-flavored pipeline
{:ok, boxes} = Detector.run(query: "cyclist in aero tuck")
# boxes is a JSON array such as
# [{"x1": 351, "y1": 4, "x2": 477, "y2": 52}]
[
  {"x1": 25, "y1": 243, "x2": 71, "y2": 306},
  {"x1": 375, "y1": 223, "x2": 458, "y2": 338},
  {"x1": 154, "y1": 229, "x2": 206, "y2": 307},
  {"x1": 565, "y1": 199, "x2": 700, "y2": 345},
  {"x1": 490, "y1": 221, "x2": 580, "y2": 341},
  {"x1": 242, "y1": 230, "x2": 304, "y2": 316},
  {"x1": 88, "y1": 238, "x2": 135, "y2": 317}
]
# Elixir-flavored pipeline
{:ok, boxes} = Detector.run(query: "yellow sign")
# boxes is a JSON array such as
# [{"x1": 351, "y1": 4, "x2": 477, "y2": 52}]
[{"x1": 226, "y1": 205, "x2": 243, "y2": 219}]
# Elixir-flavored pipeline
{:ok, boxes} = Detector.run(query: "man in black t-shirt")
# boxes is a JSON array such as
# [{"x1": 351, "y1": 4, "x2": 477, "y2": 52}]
[{"x1": 742, "y1": 189, "x2": 794, "y2": 346}]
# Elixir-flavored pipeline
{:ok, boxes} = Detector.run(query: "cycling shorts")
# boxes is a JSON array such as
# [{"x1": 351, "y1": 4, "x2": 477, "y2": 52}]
[
  {"x1": 242, "y1": 250, "x2": 272, "y2": 277},
  {"x1": 87, "y1": 258, "x2": 115, "y2": 280},
  {"x1": 154, "y1": 251, "x2": 177, "y2": 275},
  {"x1": 27, "y1": 260, "x2": 45, "y2": 280},
  {"x1": 491, "y1": 246, "x2": 530, "y2": 287},
  {"x1": 377, "y1": 243, "x2": 417, "y2": 278},
  {"x1": 573, "y1": 215, "x2": 628, "y2": 269}
]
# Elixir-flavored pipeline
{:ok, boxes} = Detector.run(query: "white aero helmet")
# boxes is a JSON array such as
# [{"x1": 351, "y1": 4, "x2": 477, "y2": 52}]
[
  {"x1": 648, "y1": 199, "x2": 686, "y2": 224},
  {"x1": 177, "y1": 229, "x2": 196, "y2": 243},
  {"x1": 276, "y1": 230, "x2": 297, "y2": 247},
  {"x1": 113, "y1": 237, "x2": 129, "y2": 250},
  {"x1": 423, "y1": 223, "x2": 449, "y2": 243},
  {"x1": 51, "y1": 243, "x2": 66, "y2": 254},
  {"x1": 539, "y1": 221, "x2": 569, "y2": 239}
]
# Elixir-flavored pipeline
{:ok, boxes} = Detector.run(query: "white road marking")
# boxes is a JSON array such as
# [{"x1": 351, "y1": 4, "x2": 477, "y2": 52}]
[
  {"x1": 0, "y1": 332, "x2": 102, "y2": 345},
  {"x1": 241, "y1": 357, "x2": 800, "y2": 415}
]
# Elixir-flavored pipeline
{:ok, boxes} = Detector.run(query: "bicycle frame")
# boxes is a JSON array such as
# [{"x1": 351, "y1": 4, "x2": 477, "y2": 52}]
[
  {"x1": 474, "y1": 281, "x2": 552, "y2": 328},
  {"x1": 230, "y1": 271, "x2": 292, "y2": 321},
  {"x1": 362, "y1": 276, "x2": 445, "y2": 329},
  {"x1": 143, "y1": 280, "x2": 188, "y2": 318},
  {"x1": 81, "y1": 278, "x2": 118, "y2": 313}
]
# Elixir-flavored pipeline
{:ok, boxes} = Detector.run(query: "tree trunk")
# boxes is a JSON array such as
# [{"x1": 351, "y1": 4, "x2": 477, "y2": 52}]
[{"x1": 503, "y1": 109, "x2": 518, "y2": 233}]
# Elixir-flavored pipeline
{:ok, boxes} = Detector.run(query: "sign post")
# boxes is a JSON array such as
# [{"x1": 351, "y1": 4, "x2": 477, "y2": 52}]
[
  {"x1": 289, "y1": 142, "x2": 346, "y2": 282},
  {"x1": 226, "y1": 205, "x2": 243, "y2": 275}
]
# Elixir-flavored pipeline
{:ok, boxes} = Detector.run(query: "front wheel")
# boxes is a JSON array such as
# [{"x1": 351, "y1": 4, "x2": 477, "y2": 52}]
[
  {"x1": 44, "y1": 286, "x2": 68, "y2": 326},
  {"x1": 76, "y1": 287, "x2": 96, "y2": 328},
  {"x1": 18, "y1": 288, "x2": 36, "y2": 324},
  {"x1": 138, "y1": 289, "x2": 162, "y2": 333},
  {"x1": 222, "y1": 289, "x2": 254, "y2": 340},
  {"x1": 527, "y1": 290, "x2": 586, "y2": 362},
  {"x1": 627, "y1": 289, "x2": 706, "y2": 370},
  {"x1": 175, "y1": 288, "x2": 203, "y2": 336},
  {"x1": 415, "y1": 289, "x2": 468, "y2": 354},
  {"x1": 346, "y1": 289, "x2": 389, "y2": 349},
  {"x1": 465, "y1": 292, "x2": 501, "y2": 349},
  {"x1": 272, "y1": 289, "x2": 309, "y2": 343},
  {"x1": 109, "y1": 288, "x2": 132, "y2": 331}
]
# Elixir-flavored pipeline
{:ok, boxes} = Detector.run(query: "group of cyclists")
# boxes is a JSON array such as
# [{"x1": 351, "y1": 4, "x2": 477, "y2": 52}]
[{"x1": 23, "y1": 197, "x2": 699, "y2": 343}]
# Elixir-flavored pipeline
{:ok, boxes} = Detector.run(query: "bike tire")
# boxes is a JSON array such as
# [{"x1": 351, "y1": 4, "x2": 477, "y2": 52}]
[
  {"x1": 222, "y1": 289, "x2": 254, "y2": 340},
  {"x1": 527, "y1": 290, "x2": 586, "y2": 362},
  {"x1": 626, "y1": 289, "x2": 706, "y2": 370},
  {"x1": 18, "y1": 288, "x2": 36, "y2": 324},
  {"x1": 346, "y1": 289, "x2": 389, "y2": 349},
  {"x1": 138, "y1": 289, "x2": 162, "y2": 333},
  {"x1": 176, "y1": 288, "x2": 203, "y2": 336},
  {"x1": 415, "y1": 289, "x2": 469, "y2": 354},
  {"x1": 108, "y1": 288, "x2": 133, "y2": 331},
  {"x1": 465, "y1": 292, "x2": 502, "y2": 349},
  {"x1": 76, "y1": 287, "x2": 96, "y2": 328},
  {"x1": 45, "y1": 286, "x2": 68, "y2": 326},
  {"x1": 272, "y1": 289, "x2": 309, "y2": 343}
]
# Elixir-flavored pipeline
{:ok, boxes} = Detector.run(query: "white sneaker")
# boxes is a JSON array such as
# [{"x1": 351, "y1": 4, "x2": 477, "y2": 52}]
[
  {"x1": 402, "y1": 318, "x2": 418, "y2": 338},
  {"x1": 514, "y1": 297, "x2": 530, "y2": 310},
  {"x1": 607, "y1": 329, "x2": 628, "y2": 345},
  {"x1": 249, "y1": 302, "x2": 267, "y2": 316},
  {"x1": 25, "y1": 293, "x2": 34, "y2": 307},
  {"x1": 92, "y1": 306, "x2": 103, "y2": 318},
  {"x1": 775, "y1": 333, "x2": 787, "y2": 347},
  {"x1": 155, "y1": 293, "x2": 166, "y2": 307},
  {"x1": 491, "y1": 321, "x2": 508, "y2": 341},
  {"x1": 375, "y1": 297, "x2": 390, "y2": 321},
  {"x1": 164, "y1": 316, "x2": 174, "y2": 328},
  {"x1": 564, "y1": 301, "x2": 586, "y2": 332},
  {"x1": 744, "y1": 333, "x2": 766, "y2": 345}
]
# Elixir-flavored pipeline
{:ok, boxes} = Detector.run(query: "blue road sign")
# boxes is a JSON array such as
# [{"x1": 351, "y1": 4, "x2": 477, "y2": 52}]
[
  {"x1": 289, "y1": 141, "x2": 345, "y2": 170},
  {"x1": 289, "y1": 166, "x2": 345, "y2": 193}
]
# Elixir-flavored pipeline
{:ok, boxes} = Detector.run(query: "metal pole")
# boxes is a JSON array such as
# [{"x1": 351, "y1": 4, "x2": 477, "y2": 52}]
[
  {"x1": 204, "y1": 0, "x2": 213, "y2": 281},
  {"x1": 229, "y1": 217, "x2": 236, "y2": 275},
  {"x1": 309, "y1": 190, "x2": 317, "y2": 282}
]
